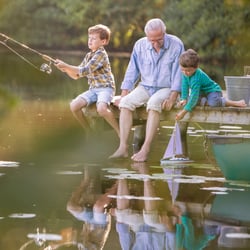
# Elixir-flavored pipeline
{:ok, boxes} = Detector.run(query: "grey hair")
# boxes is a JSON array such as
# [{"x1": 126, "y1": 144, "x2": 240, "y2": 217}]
[{"x1": 144, "y1": 18, "x2": 166, "y2": 35}]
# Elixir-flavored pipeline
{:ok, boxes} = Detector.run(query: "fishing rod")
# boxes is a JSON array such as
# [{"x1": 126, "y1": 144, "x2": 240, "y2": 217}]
[{"x1": 0, "y1": 33, "x2": 56, "y2": 74}]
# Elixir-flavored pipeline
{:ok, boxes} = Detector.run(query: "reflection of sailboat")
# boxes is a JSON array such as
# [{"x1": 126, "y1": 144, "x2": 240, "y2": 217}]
[
  {"x1": 163, "y1": 167, "x2": 182, "y2": 204},
  {"x1": 161, "y1": 122, "x2": 193, "y2": 165}
]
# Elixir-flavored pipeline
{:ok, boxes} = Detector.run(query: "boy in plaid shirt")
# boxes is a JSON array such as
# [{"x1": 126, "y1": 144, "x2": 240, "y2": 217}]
[{"x1": 55, "y1": 24, "x2": 119, "y2": 137}]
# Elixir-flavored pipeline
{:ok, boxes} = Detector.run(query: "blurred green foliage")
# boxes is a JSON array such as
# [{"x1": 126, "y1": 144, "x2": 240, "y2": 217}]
[{"x1": 0, "y1": 0, "x2": 249, "y2": 61}]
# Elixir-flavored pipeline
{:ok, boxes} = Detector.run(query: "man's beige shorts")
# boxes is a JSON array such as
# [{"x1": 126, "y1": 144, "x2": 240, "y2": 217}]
[{"x1": 119, "y1": 85, "x2": 172, "y2": 113}]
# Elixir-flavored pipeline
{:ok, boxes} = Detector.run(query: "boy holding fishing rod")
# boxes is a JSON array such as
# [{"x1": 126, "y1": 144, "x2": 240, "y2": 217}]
[{"x1": 55, "y1": 24, "x2": 119, "y2": 137}]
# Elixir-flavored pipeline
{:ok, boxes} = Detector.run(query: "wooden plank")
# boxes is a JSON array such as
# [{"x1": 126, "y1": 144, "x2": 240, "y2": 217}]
[
  {"x1": 171, "y1": 107, "x2": 250, "y2": 125},
  {"x1": 84, "y1": 105, "x2": 250, "y2": 125}
]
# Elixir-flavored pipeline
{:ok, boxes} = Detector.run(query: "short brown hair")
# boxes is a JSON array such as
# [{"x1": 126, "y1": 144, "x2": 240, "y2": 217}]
[
  {"x1": 88, "y1": 24, "x2": 111, "y2": 44},
  {"x1": 179, "y1": 49, "x2": 199, "y2": 68}
]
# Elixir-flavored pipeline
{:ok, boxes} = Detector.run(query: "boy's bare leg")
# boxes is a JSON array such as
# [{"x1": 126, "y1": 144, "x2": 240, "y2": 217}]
[
  {"x1": 131, "y1": 110, "x2": 160, "y2": 162},
  {"x1": 97, "y1": 102, "x2": 120, "y2": 137},
  {"x1": 109, "y1": 108, "x2": 133, "y2": 158},
  {"x1": 70, "y1": 98, "x2": 90, "y2": 130},
  {"x1": 225, "y1": 99, "x2": 247, "y2": 107}
]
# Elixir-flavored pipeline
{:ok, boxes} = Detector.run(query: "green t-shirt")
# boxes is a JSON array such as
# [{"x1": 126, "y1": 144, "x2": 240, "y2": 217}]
[{"x1": 181, "y1": 68, "x2": 222, "y2": 112}]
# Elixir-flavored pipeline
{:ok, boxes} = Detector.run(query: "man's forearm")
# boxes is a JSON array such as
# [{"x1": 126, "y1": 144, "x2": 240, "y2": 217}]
[{"x1": 169, "y1": 91, "x2": 179, "y2": 102}]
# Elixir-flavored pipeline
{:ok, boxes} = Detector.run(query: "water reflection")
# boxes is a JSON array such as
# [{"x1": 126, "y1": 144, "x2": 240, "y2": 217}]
[
  {"x1": 112, "y1": 163, "x2": 174, "y2": 249},
  {"x1": 66, "y1": 166, "x2": 116, "y2": 249},
  {"x1": 1, "y1": 53, "x2": 250, "y2": 249},
  {"x1": 1, "y1": 134, "x2": 250, "y2": 249},
  {"x1": 103, "y1": 163, "x2": 217, "y2": 249},
  {"x1": 103, "y1": 162, "x2": 250, "y2": 249}
]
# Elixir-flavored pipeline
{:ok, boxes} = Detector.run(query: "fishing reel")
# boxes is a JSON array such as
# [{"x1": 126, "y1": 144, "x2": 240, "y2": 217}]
[{"x1": 40, "y1": 61, "x2": 52, "y2": 74}]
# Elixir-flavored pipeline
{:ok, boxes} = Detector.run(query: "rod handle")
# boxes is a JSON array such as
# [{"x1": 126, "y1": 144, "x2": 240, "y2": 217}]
[{"x1": 42, "y1": 54, "x2": 56, "y2": 63}]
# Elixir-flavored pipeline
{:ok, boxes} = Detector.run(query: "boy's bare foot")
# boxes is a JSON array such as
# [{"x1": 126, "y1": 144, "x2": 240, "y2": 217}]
[
  {"x1": 236, "y1": 99, "x2": 247, "y2": 107},
  {"x1": 226, "y1": 99, "x2": 247, "y2": 108}
]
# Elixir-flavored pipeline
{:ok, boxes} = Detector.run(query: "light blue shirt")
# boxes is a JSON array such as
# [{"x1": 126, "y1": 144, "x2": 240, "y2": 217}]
[
  {"x1": 116, "y1": 222, "x2": 175, "y2": 250},
  {"x1": 120, "y1": 34, "x2": 184, "y2": 92}
]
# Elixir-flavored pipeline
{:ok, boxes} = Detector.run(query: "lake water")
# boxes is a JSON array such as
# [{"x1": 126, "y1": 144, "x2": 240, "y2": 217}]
[{"x1": 1, "y1": 50, "x2": 250, "y2": 249}]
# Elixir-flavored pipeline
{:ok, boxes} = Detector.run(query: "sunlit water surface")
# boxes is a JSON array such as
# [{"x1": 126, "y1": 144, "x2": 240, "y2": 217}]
[{"x1": 1, "y1": 51, "x2": 250, "y2": 249}]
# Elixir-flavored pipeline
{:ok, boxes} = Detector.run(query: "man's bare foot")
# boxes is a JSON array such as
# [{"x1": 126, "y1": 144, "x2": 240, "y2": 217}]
[
  {"x1": 109, "y1": 148, "x2": 128, "y2": 159},
  {"x1": 131, "y1": 149, "x2": 148, "y2": 162},
  {"x1": 131, "y1": 161, "x2": 147, "y2": 170}
]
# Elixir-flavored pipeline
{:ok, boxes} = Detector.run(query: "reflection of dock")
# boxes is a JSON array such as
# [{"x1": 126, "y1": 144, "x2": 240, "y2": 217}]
[{"x1": 85, "y1": 104, "x2": 250, "y2": 125}]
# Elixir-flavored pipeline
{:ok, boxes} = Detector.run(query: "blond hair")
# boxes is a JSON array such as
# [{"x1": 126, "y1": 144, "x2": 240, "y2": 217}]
[{"x1": 88, "y1": 24, "x2": 111, "y2": 44}]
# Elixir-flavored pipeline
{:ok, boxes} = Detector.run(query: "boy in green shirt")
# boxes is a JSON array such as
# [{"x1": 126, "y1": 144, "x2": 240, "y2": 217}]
[{"x1": 175, "y1": 49, "x2": 246, "y2": 120}]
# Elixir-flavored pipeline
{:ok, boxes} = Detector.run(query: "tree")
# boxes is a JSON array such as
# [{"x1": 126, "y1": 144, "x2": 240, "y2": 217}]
[
  {"x1": 162, "y1": 0, "x2": 250, "y2": 80},
  {"x1": 0, "y1": 0, "x2": 169, "y2": 50},
  {"x1": 0, "y1": 0, "x2": 249, "y2": 62},
  {"x1": 163, "y1": 0, "x2": 243, "y2": 62},
  {"x1": 0, "y1": 0, "x2": 68, "y2": 48}
]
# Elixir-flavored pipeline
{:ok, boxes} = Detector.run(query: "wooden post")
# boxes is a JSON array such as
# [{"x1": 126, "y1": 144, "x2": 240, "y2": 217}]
[
  {"x1": 179, "y1": 121, "x2": 188, "y2": 157},
  {"x1": 132, "y1": 124, "x2": 146, "y2": 154}
]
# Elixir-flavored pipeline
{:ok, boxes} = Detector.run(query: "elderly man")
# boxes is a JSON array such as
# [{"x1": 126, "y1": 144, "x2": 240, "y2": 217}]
[{"x1": 110, "y1": 18, "x2": 184, "y2": 162}]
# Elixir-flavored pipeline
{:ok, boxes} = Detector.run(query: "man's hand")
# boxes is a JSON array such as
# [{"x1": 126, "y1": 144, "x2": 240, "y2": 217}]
[
  {"x1": 162, "y1": 91, "x2": 179, "y2": 111},
  {"x1": 162, "y1": 98, "x2": 174, "y2": 111},
  {"x1": 112, "y1": 90, "x2": 129, "y2": 107},
  {"x1": 112, "y1": 96, "x2": 122, "y2": 107}
]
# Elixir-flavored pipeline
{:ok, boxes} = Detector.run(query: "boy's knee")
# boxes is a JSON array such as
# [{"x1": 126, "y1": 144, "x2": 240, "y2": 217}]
[
  {"x1": 70, "y1": 98, "x2": 87, "y2": 112},
  {"x1": 96, "y1": 103, "x2": 108, "y2": 116},
  {"x1": 69, "y1": 101, "x2": 76, "y2": 112},
  {"x1": 207, "y1": 93, "x2": 222, "y2": 107},
  {"x1": 70, "y1": 101, "x2": 79, "y2": 113}
]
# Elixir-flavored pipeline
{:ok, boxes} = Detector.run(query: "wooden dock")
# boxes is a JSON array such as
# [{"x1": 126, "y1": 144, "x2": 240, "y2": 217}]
[
  {"x1": 84, "y1": 104, "x2": 250, "y2": 125},
  {"x1": 84, "y1": 104, "x2": 250, "y2": 156}
]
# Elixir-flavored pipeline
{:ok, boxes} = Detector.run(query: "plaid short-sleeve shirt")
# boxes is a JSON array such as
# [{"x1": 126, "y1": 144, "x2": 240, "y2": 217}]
[{"x1": 79, "y1": 46, "x2": 115, "y2": 89}]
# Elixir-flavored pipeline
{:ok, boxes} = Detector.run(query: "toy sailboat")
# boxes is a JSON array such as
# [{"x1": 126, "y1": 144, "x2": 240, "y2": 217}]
[{"x1": 160, "y1": 122, "x2": 193, "y2": 165}]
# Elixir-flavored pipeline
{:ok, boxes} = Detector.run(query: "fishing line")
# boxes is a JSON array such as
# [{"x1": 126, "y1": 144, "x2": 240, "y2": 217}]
[
  {"x1": 0, "y1": 40, "x2": 40, "y2": 71},
  {"x1": 0, "y1": 33, "x2": 56, "y2": 74}
]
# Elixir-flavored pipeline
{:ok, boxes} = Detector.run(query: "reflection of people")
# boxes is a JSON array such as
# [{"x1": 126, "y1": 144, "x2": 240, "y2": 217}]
[
  {"x1": 176, "y1": 49, "x2": 247, "y2": 121},
  {"x1": 66, "y1": 167, "x2": 117, "y2": 249},
  {"x1": 114, "y1": 163, "x2": 175, "y2": 249},
  {"x1": 172, "y1": 203, "x2": 216, "y2": 250},
  {"x1": 162, "y1": 167, "x2": 218, "y2": 249},
  {"x1": 109, "y1": 18, "x2": 184, "y2": 162},
  {"x1": 55, "y1": 24, "x2": 119, "y2": 137}
]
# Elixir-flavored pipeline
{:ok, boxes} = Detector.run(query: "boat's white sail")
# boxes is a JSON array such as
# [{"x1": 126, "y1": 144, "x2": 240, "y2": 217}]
[{"x1": 162, "y1": 122, "x2": 183, "y2": 160}]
